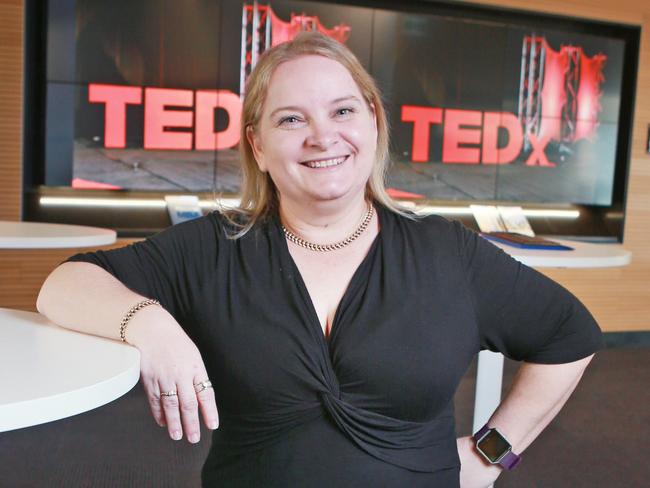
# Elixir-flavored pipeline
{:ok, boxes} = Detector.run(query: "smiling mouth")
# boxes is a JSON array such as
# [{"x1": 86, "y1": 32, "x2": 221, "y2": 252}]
[{"x1": 300, "y1": 155, "x2": 349, "y2": 169}]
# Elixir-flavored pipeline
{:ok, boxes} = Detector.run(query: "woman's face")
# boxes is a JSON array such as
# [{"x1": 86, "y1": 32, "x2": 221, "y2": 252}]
[{"x1": 248, "y1": 55, "x2": 377, "y2": 208}]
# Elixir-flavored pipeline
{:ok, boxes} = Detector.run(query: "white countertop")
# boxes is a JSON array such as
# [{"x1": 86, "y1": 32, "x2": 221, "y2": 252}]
[
  {"x1": 0, "y1": 221, "x2": 117, "y2": 249},
  {"x1": 489, "y1": 237, "x2": 631, "y2": 268},
  {"x1": 0, "y1": 308, "x2": 140, "y2": 432}
]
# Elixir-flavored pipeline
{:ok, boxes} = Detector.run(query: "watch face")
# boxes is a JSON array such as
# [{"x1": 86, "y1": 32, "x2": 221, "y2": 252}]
[{"x1": 477, "y1": 429, "x2": 511, "y2": 463}]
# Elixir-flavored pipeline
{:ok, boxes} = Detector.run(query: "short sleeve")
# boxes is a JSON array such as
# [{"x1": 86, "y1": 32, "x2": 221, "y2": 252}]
[
  {"x1": 454, "y1": 221, "x2": 603, "y2": 364},
  {"x1": 65, "y1": 214, "x2": 221, "y2": 320}
]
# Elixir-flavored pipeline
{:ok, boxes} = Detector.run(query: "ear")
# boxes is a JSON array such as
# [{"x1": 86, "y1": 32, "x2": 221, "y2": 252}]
[{"x1": 246, "y1": 125, "x2": 267, "y2": 172}]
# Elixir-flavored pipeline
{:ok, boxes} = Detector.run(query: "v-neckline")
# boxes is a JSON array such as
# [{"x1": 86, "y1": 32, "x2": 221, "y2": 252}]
[{"x1": 275, "y1": 206, "x2": 384, "y2": 348}]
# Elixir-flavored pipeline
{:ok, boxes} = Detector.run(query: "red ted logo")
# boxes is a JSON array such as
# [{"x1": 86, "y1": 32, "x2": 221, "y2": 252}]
[
  {"x1": 87, "y1": 37, "x2": 606, "y2": 167},
  {"x1": 401, "y1": 36, "x2": 606, "y2": 166}
]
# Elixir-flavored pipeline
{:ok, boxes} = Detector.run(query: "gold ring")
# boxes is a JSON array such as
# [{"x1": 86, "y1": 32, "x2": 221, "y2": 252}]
[{"x1": 160, "y1": 390, "x2": 178, "y2": 398}]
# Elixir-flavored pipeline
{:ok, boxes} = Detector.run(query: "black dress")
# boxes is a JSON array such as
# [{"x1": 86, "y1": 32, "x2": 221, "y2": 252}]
[{"x1": 67, "y1": 205, "x2": 603, "y2": 487}]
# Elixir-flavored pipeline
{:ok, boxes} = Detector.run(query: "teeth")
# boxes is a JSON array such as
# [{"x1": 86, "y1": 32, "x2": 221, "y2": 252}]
[{"x1": 304, "y1": 156, "x2": 346, "y2": 168}]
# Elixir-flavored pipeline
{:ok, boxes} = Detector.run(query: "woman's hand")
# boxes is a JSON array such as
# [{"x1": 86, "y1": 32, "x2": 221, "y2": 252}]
[
  {"x1": 457, "y1": 436, "x2": 502, "y2": 488},
  {"x1": 127, "y1": 306, "x2": 219, "y2": 443}
]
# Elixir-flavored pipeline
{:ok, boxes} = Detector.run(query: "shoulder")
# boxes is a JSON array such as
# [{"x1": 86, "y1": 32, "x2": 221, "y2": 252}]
[
  {"x1": 153, "y1": 211, "x2": 225, "y2": 240},
  {"x1": 164, "y1": 209, "x2": 268, "y2": 238},
  {"x1": 140, "y1": 212, "x2": 233, "y2": 258},
  {"x1": 383, "y1": 206, "x2": 461, "y2": 240},
  {"x1": 379, "y1": 206, "x2": 465, "y2": 257}
]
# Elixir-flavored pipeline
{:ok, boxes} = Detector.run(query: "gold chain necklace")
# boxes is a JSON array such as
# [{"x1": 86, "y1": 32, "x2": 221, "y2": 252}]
[{"x1": 282, "y1": 204, "x2": 374, "y2": 252}]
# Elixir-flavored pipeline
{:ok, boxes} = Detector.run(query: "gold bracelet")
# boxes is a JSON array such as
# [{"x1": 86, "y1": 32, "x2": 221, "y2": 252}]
[{"x1": 119, "y1": 299, "x2": 160, "y2": 342}]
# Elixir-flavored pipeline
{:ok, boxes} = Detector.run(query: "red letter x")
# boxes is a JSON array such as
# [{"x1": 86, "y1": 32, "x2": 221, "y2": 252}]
[{"x1": 525, "y1": 133, "x2": 555, "y2": 167}]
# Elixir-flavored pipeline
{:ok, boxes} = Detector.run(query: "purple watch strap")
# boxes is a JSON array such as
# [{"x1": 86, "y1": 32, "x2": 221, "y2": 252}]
[
  {"x1": 473, "y1": 424, "x2": 491, "y2": 440},
  {"x1": 473, "y1": 425, "x2": 522, "y2": 470},
  {"x1": 498, "y1": 450, "x2": 522, "y2": 470}
]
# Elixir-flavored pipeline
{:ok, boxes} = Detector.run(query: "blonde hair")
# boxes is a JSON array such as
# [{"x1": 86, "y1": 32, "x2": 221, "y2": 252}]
[{"x1": 225, "y1": 31, "x2": 411, "y2": 237}]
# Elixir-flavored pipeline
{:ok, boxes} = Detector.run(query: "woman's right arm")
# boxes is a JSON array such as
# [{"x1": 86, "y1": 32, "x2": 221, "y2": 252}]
[
  {"x1": 37, "y1": 261, "x2": 219, "y2": 443},
  {"x1": 37, "y1": 261, "x2": 163, "y2": 341}
]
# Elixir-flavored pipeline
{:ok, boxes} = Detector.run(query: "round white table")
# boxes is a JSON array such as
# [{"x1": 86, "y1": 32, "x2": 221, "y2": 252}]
[
  {"x1": 0, "y1": 221, "x2": 116, "y2": 249},
  {"x1": 0, "y1": 308, "x2": 140, "y2": 432},
  {"x1": 472, "y1": 237, "x2": 632, "y2": 434}
]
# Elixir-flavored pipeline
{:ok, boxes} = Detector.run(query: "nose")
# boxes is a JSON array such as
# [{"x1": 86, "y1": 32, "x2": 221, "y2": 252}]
[{"x1": 305, "y1": 118, "x2": 338, "y2": 150}]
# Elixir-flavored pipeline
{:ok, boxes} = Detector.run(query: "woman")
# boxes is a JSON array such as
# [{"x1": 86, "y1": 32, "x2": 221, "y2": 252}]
[{"x1": 37, "y1": 32, "x2": 602, "y2": 487}]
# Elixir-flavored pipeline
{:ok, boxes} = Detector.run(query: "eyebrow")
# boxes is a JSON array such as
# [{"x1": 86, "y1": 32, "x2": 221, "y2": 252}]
[{"x1": 268, "y1": 95, "x2": 363, "y2": 119}]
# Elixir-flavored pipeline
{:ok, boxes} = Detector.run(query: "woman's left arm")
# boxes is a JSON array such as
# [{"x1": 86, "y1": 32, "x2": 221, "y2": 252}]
[
  {"x1": 451, "y1": 221, "x2": 604, "y2": 486},
  {"x1": 457, "y1": 354, "x2": 594, "y2": 488}
]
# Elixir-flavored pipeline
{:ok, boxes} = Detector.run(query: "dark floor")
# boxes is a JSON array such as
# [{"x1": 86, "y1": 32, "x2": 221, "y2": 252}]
[{"x1": 1, "y1": 346, "x2": 648, "y2": 488}]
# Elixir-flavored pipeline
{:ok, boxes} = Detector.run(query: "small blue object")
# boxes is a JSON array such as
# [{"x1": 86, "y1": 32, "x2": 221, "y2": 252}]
[{"x1": 176, "y1": 210, "x2": 201, "y2": 220}]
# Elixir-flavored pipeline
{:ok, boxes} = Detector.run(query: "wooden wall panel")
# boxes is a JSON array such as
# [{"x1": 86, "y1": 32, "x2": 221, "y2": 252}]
[
  {"x1": 0, "y1": 0, "x2": 648, "y2": 332},
  {"x1": 0, "y1": 239, "x2": 138, "y2": 311},
  {"x1": 0, "y1": 0, "x2": 23, "y2": 221}
]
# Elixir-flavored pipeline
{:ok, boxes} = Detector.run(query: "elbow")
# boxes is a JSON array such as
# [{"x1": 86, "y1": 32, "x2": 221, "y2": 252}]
[
  {"x1": 36, "y1": 261, "x2": 104, "y2": 316},
  {"x1": 36, "y1": 269, "x2": 55, "y2": 315},
  {"x1": 35, "y1": 290, "x2": 44, "y2": 314},
  {"x1": 36, "y1": 261, "x2": 70, "y2": 315}
]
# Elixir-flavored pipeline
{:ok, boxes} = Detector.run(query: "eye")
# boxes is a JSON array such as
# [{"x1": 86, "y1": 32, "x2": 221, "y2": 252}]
[
  {"x1": 335, "y1": 107, "x2": 355, "y2": 117},
  {"x1": 278, "y1": 115, "x2": 302, "y2": 127}
]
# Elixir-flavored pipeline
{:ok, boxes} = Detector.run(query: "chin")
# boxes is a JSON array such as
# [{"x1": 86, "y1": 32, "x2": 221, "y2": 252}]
[
  {"x1": 311, "y1": 191, "x2": 349, "y2": 202},
  {"x1": 308, "y1": 184, "x2": 365, "y2": 204}
]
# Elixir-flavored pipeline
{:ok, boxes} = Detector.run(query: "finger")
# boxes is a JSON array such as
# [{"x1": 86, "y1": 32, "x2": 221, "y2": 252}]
[
  {"x1": 178, "y1": 382, "x2": 201, "y2": 444},
  {"x1": 194, "y1": 377, "x2": 219, "y2": 430},
  {"x1": 159, "y1": 382, "x2": 183, "y2": 441},
  {"x1": 143, "y1": 379, "x2": 166, "y2": 427}
]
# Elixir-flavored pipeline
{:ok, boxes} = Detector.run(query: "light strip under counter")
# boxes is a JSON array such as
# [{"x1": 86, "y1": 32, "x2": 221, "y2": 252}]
[
  {"x1": 40, "y1": 196, "x2": 580, "y2": 219},
  {"x1": 39, "y1": 196, "x2": 242, "y2": 210}
]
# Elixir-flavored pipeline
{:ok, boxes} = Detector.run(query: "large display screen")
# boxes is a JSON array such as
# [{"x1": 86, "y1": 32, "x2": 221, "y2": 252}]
[{"x1": 42, "y1": 0, "x2": 634, "y2": 207}]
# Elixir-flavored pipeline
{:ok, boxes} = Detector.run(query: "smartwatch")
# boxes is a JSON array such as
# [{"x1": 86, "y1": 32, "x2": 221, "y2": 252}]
[{"x1": 472, "y1": 425, "x2": 522, "y2": 470}]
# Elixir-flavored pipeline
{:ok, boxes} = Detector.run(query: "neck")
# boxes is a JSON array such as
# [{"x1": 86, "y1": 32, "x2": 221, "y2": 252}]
[{"x1": 279, "y1": 195, "x2": 370, "y2": 245}]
